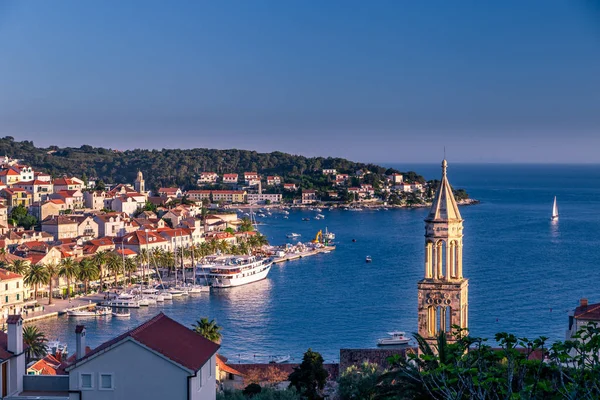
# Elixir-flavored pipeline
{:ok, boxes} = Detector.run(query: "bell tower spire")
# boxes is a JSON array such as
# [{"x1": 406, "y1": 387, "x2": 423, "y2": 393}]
[{"x1": 417, "y1": 159, "x2": 468, "y2": 349}]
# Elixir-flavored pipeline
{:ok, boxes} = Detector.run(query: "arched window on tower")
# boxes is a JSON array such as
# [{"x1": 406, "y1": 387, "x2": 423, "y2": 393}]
[
  {"x1": 428, "y1": 306, "x2": 436, "y2": 337},
  {"x1": 437, "y1": 240, "x2": 447, "y2": 279},
  {"x1": 436, "y1": 305, "x2": 443, "y2": 334},
  {"x1": 445, "y1": 306, "x2": 452, "y2": 333}
]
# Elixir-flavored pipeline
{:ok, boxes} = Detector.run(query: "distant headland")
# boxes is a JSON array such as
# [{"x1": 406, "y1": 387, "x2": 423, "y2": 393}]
[{"x1": 0, "y1": 136, "x2": 476, "y2": 206}]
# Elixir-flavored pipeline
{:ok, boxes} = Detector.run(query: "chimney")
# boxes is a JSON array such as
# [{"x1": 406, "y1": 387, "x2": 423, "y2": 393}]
[
  {"x1": 580, "y1": 298, "x2": 588, "y2": 308},
  {"x1": 75, "y1": 325, "x2": 86, "y2": 360},
  {"x1": 7, "y1": 314, "x2": 23, "y2": 354}
]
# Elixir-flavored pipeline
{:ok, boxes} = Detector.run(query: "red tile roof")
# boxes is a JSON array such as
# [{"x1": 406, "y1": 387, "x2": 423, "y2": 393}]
[
  {"x1": 28, "y1": 354, "x2": 66, "y2": 375},
  {"x1": 216, "y1": 354, "x2": 244, "y2": 376},
  {"x1": 0, "y1": 269, "x2": 23, "y2": 281},
  {"x1": 41, "y1": 216, "x2": 77, "y2": 225},
  {"x1": 574, "y1": 302, "x2": 600, "y2": 321},
  {"x1": 67, "y1": 313, "x2": 219, "y2": 372},
  {"x1": 53, "y1": 178, "x2": 79, "y2": 186},
  {"x1": 159, "y1": 188, "x2": 180, "y2": 193}
]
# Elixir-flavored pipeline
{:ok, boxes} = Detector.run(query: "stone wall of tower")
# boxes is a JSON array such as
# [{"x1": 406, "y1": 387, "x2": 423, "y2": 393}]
[
  {"x1": 417, "y1": 280, "x2": 468, "y2": 341},
  {"x1": 134, "y1": 171, "x2": 145, "y2": 194},
  {"x1": 417, "y1": 160, "x2": 468, "y2": 349}
]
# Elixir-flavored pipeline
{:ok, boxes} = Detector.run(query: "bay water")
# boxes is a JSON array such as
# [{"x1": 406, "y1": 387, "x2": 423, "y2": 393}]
[{"x1": 33, "y1": 164, "x2": 600, "y2": 363}]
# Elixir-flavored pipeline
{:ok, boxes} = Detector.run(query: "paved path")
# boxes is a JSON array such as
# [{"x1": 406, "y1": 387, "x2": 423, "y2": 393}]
[{"x1": 23, "y1": 293, "x2": 109, "y2": 323}]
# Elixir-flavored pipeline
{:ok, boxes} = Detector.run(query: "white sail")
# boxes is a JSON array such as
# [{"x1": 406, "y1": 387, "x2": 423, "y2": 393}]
[{"x1": 551, "y1": 196, "x2": 559, "y2": 220}]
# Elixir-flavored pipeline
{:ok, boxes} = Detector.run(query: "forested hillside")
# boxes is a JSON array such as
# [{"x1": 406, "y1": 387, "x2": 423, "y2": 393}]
[{"x1": 0, "y1": 136, "x2": 424, "y2": 191}]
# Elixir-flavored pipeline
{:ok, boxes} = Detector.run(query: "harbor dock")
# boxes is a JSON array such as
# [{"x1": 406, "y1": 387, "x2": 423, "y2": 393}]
[
  {"x1": 272, "y1": 246, "x2": 335, "y2": 264},
  {"x1": 22, "y1": 294, "x2": 105, "y2": 323}
]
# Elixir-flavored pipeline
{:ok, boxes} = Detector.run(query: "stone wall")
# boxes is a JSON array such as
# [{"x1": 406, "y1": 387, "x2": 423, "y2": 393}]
[{"x1": 339, "y1": 348, "x2": 414, "y2": 372}]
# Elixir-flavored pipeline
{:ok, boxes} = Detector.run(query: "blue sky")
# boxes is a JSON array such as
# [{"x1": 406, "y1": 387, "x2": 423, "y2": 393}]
[{"x1": 1, "y1": 0, "x2": 599, "y2": 163}]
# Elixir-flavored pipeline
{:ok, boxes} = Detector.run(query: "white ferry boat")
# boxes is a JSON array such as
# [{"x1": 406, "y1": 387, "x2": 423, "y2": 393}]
[
  {"x1": 196, "y1": 255, "x2": 272, "y2": 288},
  {"x1": 68, "y1": 306, "x2": 112, "y2": 317}
]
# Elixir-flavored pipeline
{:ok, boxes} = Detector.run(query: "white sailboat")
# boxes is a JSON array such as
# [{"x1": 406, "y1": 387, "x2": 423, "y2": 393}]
[{"x1": 551, "y1": 196, "x2": 559, "y2": 221}]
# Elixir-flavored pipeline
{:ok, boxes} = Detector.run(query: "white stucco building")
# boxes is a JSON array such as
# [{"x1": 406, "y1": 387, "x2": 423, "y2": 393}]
[
  {"x1": 66, "y1": 312, "x2": 219, "y2": 400},
  {"x1": 0, "y1": 315, "x2": 26, "y2": 397}
]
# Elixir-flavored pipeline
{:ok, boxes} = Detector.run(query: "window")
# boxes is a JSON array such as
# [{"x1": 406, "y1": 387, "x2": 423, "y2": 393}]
[
  {"x1": 99, "y1": 373, "x2": 114, "y2": 390},
  {"x1": 80, "y1": 373, "x2": 93, "y2": 389},
  {"x1": 197, "y1": 368, "x2": 203, "y2": 390},
  {"x1": 4, "y1": 296, "x2": 7, "y2": 303},
  {"x1": 16, "y1": 282, "x2": 19, "y2": 288},
  {"x1": 16, "y1": 294, "x2": 19, "y2": 301},
  {"x1": 4, "y1": 284, "x2": 7, "y2": 290}
]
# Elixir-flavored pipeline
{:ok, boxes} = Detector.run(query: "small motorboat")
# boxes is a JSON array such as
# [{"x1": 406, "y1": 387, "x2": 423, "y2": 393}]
[
  {"x1": 286, "y1": 233, "x2": 301, "y2": 238},
  {"x1": 352, "y1": 239, "x2": 356, "y2": 242},
  {"x1": 269, "y1": 354, "x2": 291, "y2": 364},
  {"x1": 377, "y1": 332, "x2": 410, "y2": 346},
  {"x1": 366, "y1": 256, "x2": 372, "y2": 263},
  {"x1": 112, "y1": 310, "x2": 131, "y2": 318},
  {"x1": 302, "y1": 218, "x2": 310, "y2": 221}
]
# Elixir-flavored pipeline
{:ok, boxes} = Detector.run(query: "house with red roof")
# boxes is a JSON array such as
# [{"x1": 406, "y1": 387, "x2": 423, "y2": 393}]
[
  {"x1": 283, "y1": 183, "x2": 297, "y2": 191},
  {"x1": 0, "y1": 270, "x2": 28, "y2": 320},
  {"x1": 65, "y1": 313, "x2": 219, "y2": 400},
  {"x1": 41, "y1": 216, "x2": 78, "y2": 240},
  {"x1": 266, "y1": 176, "x2": 281, "y2": 186},
  {"x1": 12, "y1": 179, "x2": 53, "y2": 202},
  {"x1": 83, "y1": 190, "x2": 108, "y2": 210},
  {"x1": 222, "y1": 174, "x2": 238, "y2": 185},
  {"x1": 93, "y1": 213, "x2": 131, "y2": 237},
  {"x1": 117, "y1": 230, "x2": 169, "y2": 253},
  {"x1": 27, "y1": 354, "x2": 66, "y2": 376},
  {"x1": 0, "y1": 167, "x2": 21, "y2": 185},
  {"x1": 198, "y1": 172, "x2": 218, "y2": 184},
  {"x1": 216, "y1": 354, "x2": 244, "y2": 390},
  {"x1": 157, "y1": 187, "x2": 183, "y2": 199},
  {"x1": 335, "y1": 174, "x2": 349, "y2": 186},
  {"x1": 53, "y1": 177, "x2": 83, "y2": 192},
  {"x1": 50, "y1": 189, "x2": 84, "y2": 210},
  {"x1": 567, "y1": 298, "x2": 600, "y2": 341},
  {"x1": 29, "y1": 199, "x2": 68, "y2": 221},
  {"x1": 0, "y1": 188, "x2": 32, "y2": 210},
  {"x1": 301, "y1": 190, "x2": 317, "y2": 204}
]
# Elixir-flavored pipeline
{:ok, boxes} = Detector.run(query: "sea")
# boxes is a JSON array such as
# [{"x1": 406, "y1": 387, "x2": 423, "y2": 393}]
[{"x1": 33, "y1": 164, "x2": 600, "y2": 364}]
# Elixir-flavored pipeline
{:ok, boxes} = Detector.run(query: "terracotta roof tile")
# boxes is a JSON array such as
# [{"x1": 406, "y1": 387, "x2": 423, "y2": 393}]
[{"x1": 68, "y1": 313, "x2": 219, "y2": 372}]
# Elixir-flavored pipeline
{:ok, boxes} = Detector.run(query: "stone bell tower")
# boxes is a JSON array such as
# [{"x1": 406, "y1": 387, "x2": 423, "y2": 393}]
[
  {"x1": 417, "y1": 159, "x2": 468, "y2": 348},
  {"x1": 134, "y1": 170, "x2": 145, "y2": 194}
]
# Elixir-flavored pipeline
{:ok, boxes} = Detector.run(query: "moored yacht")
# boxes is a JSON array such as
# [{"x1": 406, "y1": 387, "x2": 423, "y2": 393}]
[
  {"x1": 196, "y1": 255, "x2": 272, "y2": 288},
  {"x1": 377, "y1": 331, "x2": 410, "y2": 346}
]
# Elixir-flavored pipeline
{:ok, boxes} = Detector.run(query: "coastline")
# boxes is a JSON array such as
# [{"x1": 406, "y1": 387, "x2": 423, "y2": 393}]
[{"x1": 235, "y1": 198, "x2": 480, "y2": 211}]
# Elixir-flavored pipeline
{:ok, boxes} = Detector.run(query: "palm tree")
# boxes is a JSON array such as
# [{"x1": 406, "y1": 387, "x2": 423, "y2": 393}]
[
  {"x1": 106, "y1": 253, "x2": 122, "y2": 287},
  {"x1": 92, "y1": 250, "x2": 108, "y2": 291},
  {"x1": 24, "y1": 264, "x2": 49, "y2": 300},
  {"x1": 123, "y1": 257, "x2": 137, "y2": 284},
  {"x1": 8, "y1": 259, "x2": 28, "y2": 275},
  {"x1": 45, "y1": 263, "x2": 59, "y2": 305},
  {"x1": 77, "y1": 258, "x2": 99, "y2": 294},
  {"x1": 192, "y1": 317, "x2": 222, "y2": 344},
  {"x1": 59, "y1": 257, "x2": 79, "y2": 299},
  {"x1": 23, "y1": 325, "x2": 48, "y2": 363}
]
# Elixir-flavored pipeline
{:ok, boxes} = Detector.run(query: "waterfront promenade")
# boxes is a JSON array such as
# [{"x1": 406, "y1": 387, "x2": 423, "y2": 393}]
[{"x1": 22, "y1": 293, "x2": 106, "y2": 323}]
